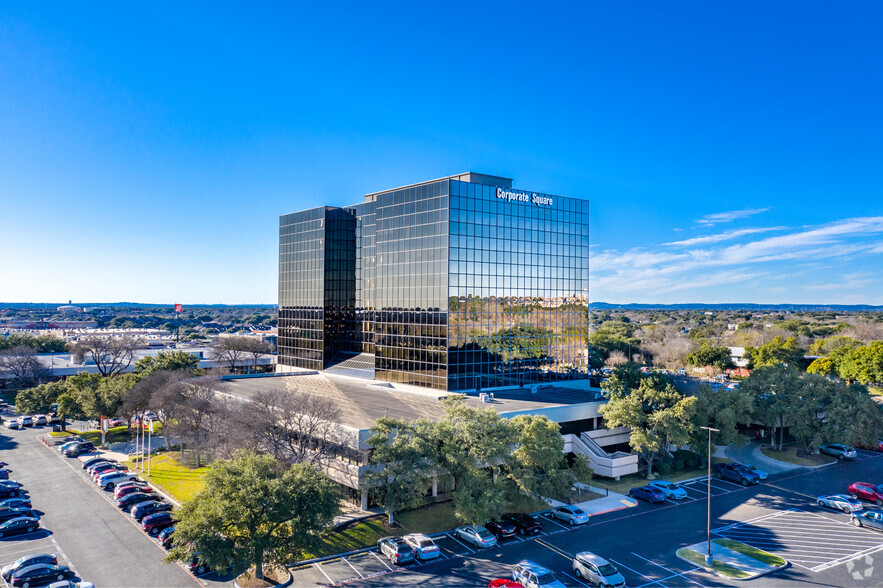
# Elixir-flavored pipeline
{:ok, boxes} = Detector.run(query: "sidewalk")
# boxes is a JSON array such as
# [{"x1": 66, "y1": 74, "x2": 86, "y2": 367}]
[
  {"x1": 726, "y1": 441, "x2": 801, "y2": 474},
  {"x1": 547, "y1": 482, "x2": 637, "y2": 515}
]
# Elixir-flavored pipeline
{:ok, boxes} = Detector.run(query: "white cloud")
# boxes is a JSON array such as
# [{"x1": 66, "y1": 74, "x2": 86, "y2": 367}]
[
  {"x1": 697, "y1": 207, "x2": 770, "y2": 226},
  {"x1": 590, "y1": 216, "x2": 883, "y2": 302},
  {"x1": 665, "y1": 227, "x2": 785, "y2": 247}
]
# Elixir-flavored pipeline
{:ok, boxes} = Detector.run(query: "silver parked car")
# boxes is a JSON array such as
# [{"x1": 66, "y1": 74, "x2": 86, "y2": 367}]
[
  {"x1": 817, "y1": 494, "x2": 863, "y2": 513},
  {"x1": 550, "y1": 505, "x2": 589, "y2": 526},
  {"x1": 820, "y1": 444, "x2": 857, "y2": 459},
  {"x1": 453, "y1": 525, "x2": 497, "y2": 548},
  {"x1": 572, "y1": 552, "x2": 627, "y2": 588}
]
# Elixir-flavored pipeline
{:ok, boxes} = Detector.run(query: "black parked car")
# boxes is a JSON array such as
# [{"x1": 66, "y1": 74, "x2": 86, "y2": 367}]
[
  {"x1": 1, "y1": 552, "x2": 58, "y2": 580},
  {"x1": 713, "y1": 462, "x2": 760, "y2": 486},
  {"x1": 0, "y1": 508, "x2": 35, "y2": 524},
  {"x1": 82, "y1": 457, "x2": 116, "y2": 470},
  {"x1": 63, "y1": 442, "x2": 95, "y2": 457},
  {"x1": 10, "y1": 563, "x2": 72, "y2": 587},
  {"x1": 485, "y1": 520, "x2": 517, "y2": 540},
  {"x1": 131, "y1": 500, "x2": 172, "y2": 522},
  {"x1": 501, "y1": 512, "x2": 542, "y2": 536},
  {"x1": 0, "y1": 487, "x2": 21, "y2": 500},
  {"x1": 117, "y1": 492, "x2": 160, "y2": 510},
  {"x1": 0, "y1": 516, "x2": 40, "y2": 538},
  {"x1": 158, "y1": 526, "x2": 175, "y2": 550},
  {"x1": 0, "y1": 498, "x2": 31, "y2": 510}
]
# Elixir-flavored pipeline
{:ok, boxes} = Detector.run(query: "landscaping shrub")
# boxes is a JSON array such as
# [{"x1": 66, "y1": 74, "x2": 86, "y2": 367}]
[
  {"x1": 673, "y1": 459, "x2": 685, "y2": 471},
  {"x1": 673, "y1": 449, "x2": 701, "y2": 469},
  {"x1": 656, "y1": 459, "x2": 672, "y2": 476}
]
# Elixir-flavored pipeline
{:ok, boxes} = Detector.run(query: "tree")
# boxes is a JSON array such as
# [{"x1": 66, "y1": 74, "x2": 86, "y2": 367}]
[
  {"x1": 244, "y1": 339, "x2": 272, "y2": 372},
  {"x1": 167, "y1": 451, "x2": 340, "y2": 581},
  {"x1": 71, "y1": 335, "x2": 142, "y2": 376},
  {"x1": 126, "y1": 370, "x2": 191, "y2": 450},
  {"x1": 838, "y1": 341, "x2": 883, "y2": 385},
  {"x1": 14, "y1": 380, "x2": 67, "y2": 415},
  {"x1": 361, "y1": 417, "x2": 436, "y2": 525},
  {"x1": 740, "y1": 364, "x2": 802, "y2": 450},
  {"x1": 788, "y1": 373, "x2": 836, "y2": 453},
  {"x1": 685, "y1": 344, "x2": 735, "y2": 372},
  {"x1": 806, "y1": 357, "x2": 837, "y2": 377},
  {"x1": 825, "y1": 383, "x2": 883, "y2": 447},
  {"x1": 744, "y1": 336, "x2": 804, "y2": 369},
  {"x1": 210, "y1": 337, "x2": 256, "y2": 372},
  {"x1": 431, "y1": 396, "x2": 515, "y2": 524},
  {"x1": 0, "y1": 333, "x2": 67, "y2": 353},
  {"x1": 509, "y1": 414, "x2": 591, "y2": 499},
  {"x1": 227, "y1": 388, "x2": 344, "y2": 467},
  {"x1": 600, "y1": 370, "x2": 696, "y2": 476},
  {"x1": 0, "y1": 346, "x2": 49, "y2": 389},
  {"x1": 689, "y1": 384, "x2": 753, "y2": 449},
  {"x1": 134, "y1": 351, "x2": 204, "y2": 376},
  {"x1": 172, "y1": 377, "x2": 224, "y2": 467}
]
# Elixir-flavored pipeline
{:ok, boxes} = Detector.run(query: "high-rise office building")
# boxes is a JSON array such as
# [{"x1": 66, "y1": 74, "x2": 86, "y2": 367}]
[{"x1": 279, "y1": 172, "x2": 589, "y2": 391}]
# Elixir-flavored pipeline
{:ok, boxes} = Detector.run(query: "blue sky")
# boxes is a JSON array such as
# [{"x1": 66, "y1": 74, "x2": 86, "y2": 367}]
[{"x1": 1, "y1": 2, "x2": 881, "y2": 305}]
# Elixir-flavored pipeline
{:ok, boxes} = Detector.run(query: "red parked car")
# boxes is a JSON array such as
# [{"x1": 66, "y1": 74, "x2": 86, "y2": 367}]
[
  {"x1": 858, "y1": 440, "x2": 883, "y2": 452},
  {"x1": 849, "y1": 482, "x2": 883, "y2": 506}
]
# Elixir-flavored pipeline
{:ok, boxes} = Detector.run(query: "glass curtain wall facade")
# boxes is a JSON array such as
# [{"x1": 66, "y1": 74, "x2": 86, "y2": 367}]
[{"x1": 279, "y1": 173, "x2": 589, "y2": 390}]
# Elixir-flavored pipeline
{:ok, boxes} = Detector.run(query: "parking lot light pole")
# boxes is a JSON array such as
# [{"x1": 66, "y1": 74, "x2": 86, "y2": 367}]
[{"x1": 701, "y1": 425, "x2": 719, "y2": 566}]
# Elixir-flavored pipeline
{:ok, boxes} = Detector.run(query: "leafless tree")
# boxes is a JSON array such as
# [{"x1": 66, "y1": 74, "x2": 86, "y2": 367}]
[
  {"x1": 605, "y1": 350, "x2": 628, "y2": 367},
  {"x1": 71, "y1": 335, "x2": 142, "y2": 376},
  {"x1": 227, "y1": 388, "x2": 345, "y2": 467},
  {"x1": 173, "y1": 377, "x2": 224, "y2": 468},
  {"x1": 125, "y1": 369, "x2": 191, "y2": 450},
  {"x1": 245, "y1": 339, "x2": 273, "y2": 372},
  {"x1": 210, "y1": 336, "x2": 254, "y2": 373},
  {"x1": 0, "y1": 346, "x2": 49, "y2": 388}
]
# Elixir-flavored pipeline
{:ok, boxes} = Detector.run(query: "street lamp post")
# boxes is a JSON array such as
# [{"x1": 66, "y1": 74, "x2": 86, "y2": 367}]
[{"x1": 700, "y1": 425, "x2": 719, "y2": 566}]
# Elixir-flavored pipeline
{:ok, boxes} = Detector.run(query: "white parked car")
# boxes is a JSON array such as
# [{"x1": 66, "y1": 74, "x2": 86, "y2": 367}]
[
  {"x1": 402, "y1": 533, "x2": 441, "y2": 560},
  {"x1": 97, "y1": 471, "x2": 139, "y2": 491},
  {"x1": 4, "y1": 419, "x2": 20, "y2": 430},
  {"x1": 18, "y1": 416, "x2": 33, "y2": 427},
  {"x1": 573, "y1": 552, "x2": 626, "y2": 588},
  {"x1": 33, "y1": 415, "x2": 48, "y2": 426},
  {"x1": 512, "y1": 560, "x2": 566, "y2": 588},
  {"x1": 454, "y1": 525, "x2": 497, "y2": 548}
]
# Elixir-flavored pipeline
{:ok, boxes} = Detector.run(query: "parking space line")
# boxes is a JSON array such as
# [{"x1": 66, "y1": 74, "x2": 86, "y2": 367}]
[
  {"x1": 315, "y1": 562, "x2": 335, "y2": 585},
  {"x1": 445, "y1": 533, "x2": 475, "y2": 553},
  {"x1": 561, "y1": 571, "x2": 592, "y2": 587},
  {"x1": 368, "y1": 550, "x2": 394, "y2": 571},
  {"x1": 341, "y1": 555, "x2": 363, "y2": 579},
  {"x1": 636, "y1": 568, "x2": 701, "y2": 588},
  {"x1": 631, "y1": 552, "x2": 703, "y2": 586},
  {"x1": 814, "y1": 544, "x2": 883, "y2": 572},
  {"x1": 608, "y1": 557, "x2": 657, "y2": 583},
  {"x1": 542, "y1": 515, "x2": 569, "y2": 530}
]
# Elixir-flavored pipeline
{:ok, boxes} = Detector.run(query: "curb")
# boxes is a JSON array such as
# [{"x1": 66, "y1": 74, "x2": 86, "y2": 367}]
[
  {"x1": 675, "y1": 544, "x2": 789, "y2": 581},
  {"x1": 234, "y1": 567, "x2": 293, "y2": 588}
]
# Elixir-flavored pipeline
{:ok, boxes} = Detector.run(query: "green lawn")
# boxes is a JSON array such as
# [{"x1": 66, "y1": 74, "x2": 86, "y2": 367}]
[
  {"x1": 677, "y1": 547, "x2": 750, "y2": 579},
  {"x1": 123, "y1": 453, "x2": 207, "y2": 503},
  {"x1": 761, "y1": 446, "x2": 835, "y2": 466},
  {"x1": 714, "y1": 538, "x2": 786, "y2": 566}
]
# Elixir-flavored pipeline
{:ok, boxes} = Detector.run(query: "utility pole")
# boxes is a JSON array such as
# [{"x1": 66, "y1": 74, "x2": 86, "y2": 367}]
[{"x1": 700, "y1": 426, "x2": 720, "y2": 566}]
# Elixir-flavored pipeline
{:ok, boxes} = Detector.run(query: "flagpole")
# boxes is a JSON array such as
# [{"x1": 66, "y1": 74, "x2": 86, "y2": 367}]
[{"x1": 148, "y1": 420, "x2": 153, "y2": 477}]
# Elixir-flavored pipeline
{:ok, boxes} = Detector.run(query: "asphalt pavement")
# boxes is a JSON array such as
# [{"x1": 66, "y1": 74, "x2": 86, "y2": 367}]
[
  {"x1": 0, "y1": 410, "x2": 205, "y2": 587},
  {"x1": 314, "y1": 450, "x2": 883, "y2": 587}
]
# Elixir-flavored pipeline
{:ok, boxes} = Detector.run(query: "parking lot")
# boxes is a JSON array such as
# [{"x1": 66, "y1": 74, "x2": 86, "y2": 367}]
[
  {"x1": 0, "y1": 532, "x2": 78, "y2": 588},
  {"x1": 714, "y1": 508, "x2": 883, "y2": 573},
  {"x1": 0, "y1": 410, "x2": 208, "y2": 587}
]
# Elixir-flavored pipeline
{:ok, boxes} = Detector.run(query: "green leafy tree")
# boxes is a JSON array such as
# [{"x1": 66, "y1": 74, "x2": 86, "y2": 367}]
[
  {"x1": 431, "y1": 396, "x2": 515, "y2": 524},
  {"x1": 599, "y1": 371, "x2": 696, "y2": 476},
  {"x1": 14, "y1": 380, "x2": 68, "y2": 414},
  {"x1": 509, "y1": 414, "x2": 591, "y2": 499},
  {"x1": 838, "y1": 342, "x2": 883, "y2": 385},
  {"x1": 689, "y1": 384, "x2": 754, "y2": 449},
  {"x1": 685, "y1": 344, "x2": 735, "y2": 371},
  {"x1": 741, "y1": 364, "x2": 802, "y2": 450},
  {"x1": 825, "y1": 383, "x2": 883, "y2": 447},
  {"x1": 744, "y1": 336, "x2": 805, "y2": 369},
  {"x1": 806, "y1": 357, "x2": 837, "y2": 377},
  {"x1": 362, "y1": 417, "x2": 436, "y2": 525},
  {"x1": 789, "y1": 374, "x2": 836, "y2": 453},
  {"x1": 167, "y1": 451, "x2": 340, "y2": 581},
  {"x1": 134, "y1": 350, "x2": 204, "y2": 376}
]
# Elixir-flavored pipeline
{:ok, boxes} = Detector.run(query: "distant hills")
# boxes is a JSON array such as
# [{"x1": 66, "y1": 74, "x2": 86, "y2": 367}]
[
  {"x1": 589, "y1": 302, "x2": 883, "y2": 312},
  {"x1": 0, "y1": 302, "x2": 276, "y2": 309}
]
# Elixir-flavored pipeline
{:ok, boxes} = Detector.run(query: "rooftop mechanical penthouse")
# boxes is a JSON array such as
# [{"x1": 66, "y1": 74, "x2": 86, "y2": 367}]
[{"x1": 278, "y1": 172, "x2": 589, "y2": 391}]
